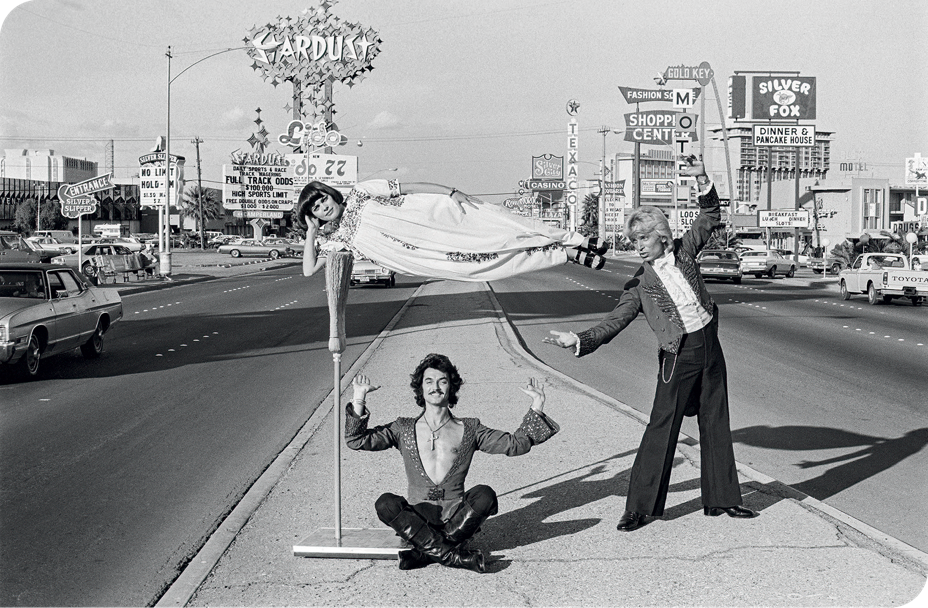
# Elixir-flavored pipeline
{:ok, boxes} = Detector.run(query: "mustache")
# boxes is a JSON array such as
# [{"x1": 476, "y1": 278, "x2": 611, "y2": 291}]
[{"x1": 428, "y1": 389, "x2": 445, "y2": 395}]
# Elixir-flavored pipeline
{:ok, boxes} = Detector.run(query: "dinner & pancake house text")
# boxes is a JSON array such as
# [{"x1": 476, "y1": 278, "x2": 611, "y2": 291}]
[{"x1": 752, "y1": 125, "x2": 815, "y2": 147}]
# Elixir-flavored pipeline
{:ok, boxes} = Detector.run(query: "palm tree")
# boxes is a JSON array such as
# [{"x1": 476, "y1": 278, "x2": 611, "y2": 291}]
[
  {"x1": 579, "y1": 193, "x2": 599, "y2": 238},
  {"x1": 179, "y1": 185, "x2": 223, "y2": 246}
]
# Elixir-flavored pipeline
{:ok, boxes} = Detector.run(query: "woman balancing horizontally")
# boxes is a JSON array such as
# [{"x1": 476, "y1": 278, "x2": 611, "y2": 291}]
[{"x1": 298, "y1": 179, "x2": 610, "y2": 281}]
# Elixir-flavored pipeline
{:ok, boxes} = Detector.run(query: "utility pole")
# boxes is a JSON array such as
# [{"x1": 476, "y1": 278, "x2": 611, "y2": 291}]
[{"x1": 191, "y1": 136, "x2": 205, "y2": 249}]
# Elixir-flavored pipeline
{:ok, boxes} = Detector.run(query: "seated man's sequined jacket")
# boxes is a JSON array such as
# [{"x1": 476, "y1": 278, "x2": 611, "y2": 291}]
[
  {"x1": 345, "y1": 405, "x2": 559, "y2": 517},
  {"x1": 576, "y1": 184, "x2": 721, "y2": 357}
]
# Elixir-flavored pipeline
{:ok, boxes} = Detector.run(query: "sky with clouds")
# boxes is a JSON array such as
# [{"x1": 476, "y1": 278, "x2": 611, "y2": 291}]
[{"x1": 1, "y1": 0, "x2": 925, "y2": 202}]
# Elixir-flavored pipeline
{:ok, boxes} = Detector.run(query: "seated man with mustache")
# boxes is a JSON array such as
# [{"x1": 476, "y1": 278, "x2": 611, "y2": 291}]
[{"x1": 345, "y1": 353, "x2": 559, "y2": 573}]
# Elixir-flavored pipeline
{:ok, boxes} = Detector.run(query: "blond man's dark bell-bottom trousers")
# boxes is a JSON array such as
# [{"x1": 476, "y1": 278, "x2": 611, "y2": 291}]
[{"x1": 625, "y1": 319, "x2": 743, "y2": 517}]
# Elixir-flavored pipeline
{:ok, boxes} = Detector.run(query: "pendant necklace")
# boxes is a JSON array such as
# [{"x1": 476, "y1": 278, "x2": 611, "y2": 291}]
[{"x1": 424, "y1": 415, "x2": 453, "y2": 450}]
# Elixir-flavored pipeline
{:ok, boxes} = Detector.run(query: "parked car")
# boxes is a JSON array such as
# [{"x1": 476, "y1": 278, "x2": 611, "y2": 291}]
[
  {"x1": 217, "y1": 239, "x2": 288, "y2": 259},
  {"x1": 0, "y1": 263, "x2": 122, "y2": 379},
  {"x1": 265, "y1": 237, "x2": 304, "y2": 256},
  {"x1": 350, "y1": 255, "x2": 396, "y2": 287},
  {"x1": 0, "y1": 231, "x2": 44, "y2": 264},
  {"x1": 34, "y1": 230, "x2": 78, "y2": 245},
  {"x1": 93, "y1": 236, "x2": 145, "y2": 252},
  {"x1": 739, "y1": 250, "x2": 796, "y2": 278},
  {"x1": 810, "y1": 256, "x2": 847, "y2": 275},
  {"x1": 50, "y1": 244, "x2": 138, "y2": 279},
  {"x1": 696, "y1": 249, "x2": 742, "y2": 284},
  {"x1": 26, "y1": 236, "x2": 79, "y2": 256},
  {"x1": 774, "y1": 249, "x2": 810, "y2": 267},
  {"x1": 838, "y1": 252, "x2": 927, "y2": 306},
  {"x1": 208, "y1": 235, "x2": 243, "y2": 249}
]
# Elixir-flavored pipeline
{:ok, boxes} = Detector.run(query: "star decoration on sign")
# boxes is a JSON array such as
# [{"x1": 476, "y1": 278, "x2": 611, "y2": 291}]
[{"x1": 566, "y1": 99, "x2": 580, "y2": 116}]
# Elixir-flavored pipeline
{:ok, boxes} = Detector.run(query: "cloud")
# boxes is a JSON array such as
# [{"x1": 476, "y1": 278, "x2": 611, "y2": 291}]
[
  {"x1": 220, "y1": 107, "x2": 247, "y2": 129},
  {"x1": 366, "y1": 111, "x2": 401, "y2": 131}
]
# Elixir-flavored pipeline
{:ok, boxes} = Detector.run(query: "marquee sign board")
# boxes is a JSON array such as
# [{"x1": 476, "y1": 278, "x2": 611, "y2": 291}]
[
  {"x1": 759, "y1": 209, "x2": 810, "y2": 228},
  {"x1": 286, "y1": 153, "x2": 358, "y2": 202},
  {"x1": 139, "y1": 152, "x2": 186, "y2": 208},
  {"x1": 223, "y1": 158, "x2": 295, "y2": 213}
]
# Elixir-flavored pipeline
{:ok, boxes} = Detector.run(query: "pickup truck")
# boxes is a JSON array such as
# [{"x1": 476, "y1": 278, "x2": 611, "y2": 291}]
[{"x1": 838, "y1": 253, "x2": 928, "y2": 306}]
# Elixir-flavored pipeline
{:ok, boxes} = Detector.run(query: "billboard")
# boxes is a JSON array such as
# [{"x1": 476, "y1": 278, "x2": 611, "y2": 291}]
[{"x1": 751, "y1": 76, "x2": 816, "y2": 119}]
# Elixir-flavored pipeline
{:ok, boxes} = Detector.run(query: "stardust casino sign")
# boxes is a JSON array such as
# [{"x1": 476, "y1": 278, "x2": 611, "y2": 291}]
[{"x1": 245, "y1": 5, "x2": 381, "y2": 86}]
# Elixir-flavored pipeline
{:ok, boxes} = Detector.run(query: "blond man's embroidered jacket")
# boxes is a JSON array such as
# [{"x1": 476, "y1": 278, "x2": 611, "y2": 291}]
[{"x1": 576, "y1": 185, "x2": 721, "y2": 356}]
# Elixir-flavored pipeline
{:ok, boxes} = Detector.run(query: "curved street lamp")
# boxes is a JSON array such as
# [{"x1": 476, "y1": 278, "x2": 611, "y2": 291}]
[{"x1": 162, "y1": 45, "x2": 247, "y2": 277}]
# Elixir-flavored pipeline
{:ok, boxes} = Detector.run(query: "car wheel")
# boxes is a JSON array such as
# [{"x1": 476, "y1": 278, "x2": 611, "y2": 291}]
[
  {"x1": 80, "y1": 323, "x2": 104, "y2": 358},
  {"x1": 754, "y1": 274, "x2": 762, "y2": 279},
  {"x1": 840, "y1": 280, "x2": 851, "y2": 300},
  {"x1": 768, "y1": 266, "x2": 776, "y2": 278},
  {"x1": 733, "y1": 276, "x2": 741, "y2": 284},
  {"x1": 269, "y1": 249, "x2": 280, "y2": 260},
  {"x1": 830, "y1": 263, "x2": 842, "y2": 275},
  {"x1": 813, "y1": 268, "x2": 823, "y2": 274},
  {"x1": 82, "y1": 262, "x2": 97, "y2": 278},
  {"x1": 912, "y1": 297, "x2": 924, "y2": 307},
  {"x1": 390, "y1": 275, "x2": 396, "y2": 287},
  {"x1": 349, "y1": 280, "x2": 356, "y2": 287},
  {"x1": 230, "y1": 249, "x2": 241, "y2": 258},
  {"x1": 786, "y1": 266, "x2": 795, "y2": 278},
  {"x1": 867, "y1": 282, "x2": 879, "y2": 305},
  {"x1": 20, "y1": 334, "x2": 42, "y2": 378}
]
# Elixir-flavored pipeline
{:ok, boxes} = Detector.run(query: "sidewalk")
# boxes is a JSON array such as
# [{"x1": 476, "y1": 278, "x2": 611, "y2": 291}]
[
  {"x1": 154, "y1": 278, "x2": 926, "y2": 607},
  {"x1": 92, "y1": 250, "x2": 302, "y2": 295}
]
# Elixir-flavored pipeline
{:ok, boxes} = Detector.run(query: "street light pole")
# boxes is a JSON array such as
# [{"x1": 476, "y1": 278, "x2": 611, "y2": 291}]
[{"x1": 162, "y1": 46, "x2": 173, "y2": 277}]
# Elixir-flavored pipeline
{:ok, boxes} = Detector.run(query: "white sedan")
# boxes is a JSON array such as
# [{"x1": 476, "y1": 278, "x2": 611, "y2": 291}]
[{"x1": 739, "y1": 250, "x2": 796, "y2": 278}]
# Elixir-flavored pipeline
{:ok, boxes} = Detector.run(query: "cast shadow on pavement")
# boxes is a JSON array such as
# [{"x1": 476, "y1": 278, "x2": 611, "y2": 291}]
[
  {"x1": 731, "y1": 425, "x2": 928, "y2": 500},
  {"x1": 479, "y1": 449, "x2": 668, "y2": 552}
]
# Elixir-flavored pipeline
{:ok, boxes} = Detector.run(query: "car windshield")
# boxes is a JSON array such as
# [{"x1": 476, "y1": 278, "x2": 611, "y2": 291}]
[
  {"x1": 700, "y1": 252, "x2": 738, "y2": 261},
  {"x1": 0, "y1": 270, "x2": 46, "y2": 299},
  {"x1": 1, "y1": 234, "x2": 30, "y2": 251}
]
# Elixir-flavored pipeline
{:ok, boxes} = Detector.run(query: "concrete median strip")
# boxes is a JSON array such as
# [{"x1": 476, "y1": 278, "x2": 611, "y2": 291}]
[{"x1": 157, "y1": 277, "x2": 927, "y2": 607}]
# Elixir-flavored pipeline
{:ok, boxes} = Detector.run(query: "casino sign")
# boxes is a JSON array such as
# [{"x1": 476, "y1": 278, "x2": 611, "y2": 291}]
[{"x1": 246, "y1": 5, "x2": 381, "y2": 87}]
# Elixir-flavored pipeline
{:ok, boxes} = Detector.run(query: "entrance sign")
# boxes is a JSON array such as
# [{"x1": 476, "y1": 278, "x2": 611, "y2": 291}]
[
  {"x1": 759, "y1": 209, "x2": 810, "y2": 228},
  {"x1": 57, "y1": 173, "x2": 113, "y2": 219},
  {"x1": 753, "y1": 125, "x2": 815, "y2": 147}
]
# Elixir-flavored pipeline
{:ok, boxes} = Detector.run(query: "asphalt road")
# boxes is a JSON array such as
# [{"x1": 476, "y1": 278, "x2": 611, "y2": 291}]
[
  {"x1": 0, "y1": 267, "x2": 422, "y2": 607},
  {"x1": 489, "y1": 255, "x2": 928, "y2": 553}
]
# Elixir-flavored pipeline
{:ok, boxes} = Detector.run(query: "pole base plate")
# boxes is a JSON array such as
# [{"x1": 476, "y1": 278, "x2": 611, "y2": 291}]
[{"x1": 293, "y1": 528, "x2": 403, "y2": 559}]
